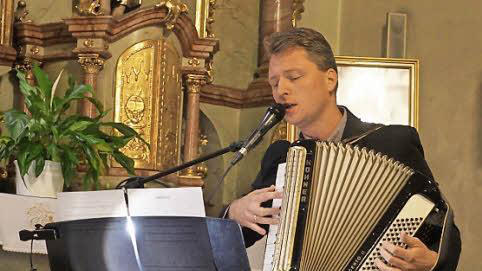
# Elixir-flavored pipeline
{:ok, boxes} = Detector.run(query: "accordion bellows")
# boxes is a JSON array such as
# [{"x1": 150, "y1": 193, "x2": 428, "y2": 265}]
[{"x1": 267, "y1": 140, "x2": 443, "y2": 271}]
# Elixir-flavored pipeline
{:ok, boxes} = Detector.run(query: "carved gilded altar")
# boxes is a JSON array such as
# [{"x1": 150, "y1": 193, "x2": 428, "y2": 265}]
[{"x1": 113, "y1": 39, "x2": 183, "y2": 172}]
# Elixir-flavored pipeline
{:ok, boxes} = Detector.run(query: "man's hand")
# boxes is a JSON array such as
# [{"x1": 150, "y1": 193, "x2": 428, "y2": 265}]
[
  {"x1": 375, "y1": 232, "x2": 438, "y2": 271},
  {"x1": 228, "y1": 185, "x2": 283, "y2": 235}
]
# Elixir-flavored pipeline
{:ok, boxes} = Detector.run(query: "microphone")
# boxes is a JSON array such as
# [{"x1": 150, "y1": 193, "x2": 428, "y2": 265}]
[{"x1": 230, "y1": 103, "x2": 286, "y2": 166}]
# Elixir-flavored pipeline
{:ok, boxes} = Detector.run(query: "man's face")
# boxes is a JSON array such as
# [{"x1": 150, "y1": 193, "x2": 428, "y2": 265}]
[{"x1": 268, "y1": 47, "x2": 337, "y2": 131}]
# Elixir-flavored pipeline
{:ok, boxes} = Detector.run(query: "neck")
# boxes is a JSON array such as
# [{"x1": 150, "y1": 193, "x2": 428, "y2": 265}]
[{"x1": 300, "y1": 104, "x2": 342, "y2": 140}]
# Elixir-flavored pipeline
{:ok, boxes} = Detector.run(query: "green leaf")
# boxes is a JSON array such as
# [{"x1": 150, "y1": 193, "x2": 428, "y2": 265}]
[
  {"x1": 0, "y1": 136, "x2": 14, "y2": 161},
  {"x1": 86, "y1": 97, "x2": 104, "y2": 114},
  {"x1": 99, "y1": 153, "x2": 109, "y2": 171},
  {"x1": 112, "y1": 150, "x2": 135, "y2": 175},
  {"x1": 73, "y1": 132, "x2": 107, "y2": 146},
  {"x1": 15, "y1": 70, "x2": 37, "y2": 97},
  {"x1": 101, "y1": 122, "x2": 149, "y2": 147},
  {"x1": 3, "y1": 110, "x2": 29, "y2": 141},
  {"x1": 47, "y1": 143, "x2": 61, "y2": 162},
  {"x1": 17, "y1": 143, "x2": 44, "y2": 176},
  {"x1": 82, "y1": 171, "x2": 92, "y2": 190},
  {"x1": 95, "y1": 141, "x2": 114, "y2": 152},
  {"x1": 81, "y1": 144, "x2": 100, "y2": 173},
  {"x1": 34, "y1": 156, "x2": 45, "y2": 177},
  {"x1": 64, "y1": 83, "x2": 92, "y2": 101},
  {"x1": 32, "y1": 65, "x2": 53, "y2": 104},
  {"x1": 59, "y1": 145, "x2": 79, "y2": 187},
  {"x1": 67, "y1": 120, "x2": 94, "y2": 132},
  {"x1": 54, "y1": 84, "x2": 92, "y2": 117}
]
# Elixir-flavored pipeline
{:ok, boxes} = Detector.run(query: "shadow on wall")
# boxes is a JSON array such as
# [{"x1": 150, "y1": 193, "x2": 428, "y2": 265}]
[{"x1": 198, "y1": 111, "x2": 225, "y2": 217}]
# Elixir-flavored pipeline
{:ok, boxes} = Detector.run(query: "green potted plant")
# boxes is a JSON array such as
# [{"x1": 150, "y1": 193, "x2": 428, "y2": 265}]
[{"x1": 0, "y1": 65, "x2": 147, "y2": 196}]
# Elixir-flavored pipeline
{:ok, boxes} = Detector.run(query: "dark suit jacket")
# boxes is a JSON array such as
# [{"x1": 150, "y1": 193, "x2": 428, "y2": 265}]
[{"x1": 240, "y1": 107, "x2": 461, "y2": 270}]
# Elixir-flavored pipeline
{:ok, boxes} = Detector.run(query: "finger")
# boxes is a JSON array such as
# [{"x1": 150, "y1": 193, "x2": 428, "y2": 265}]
[
  {"x1": 251, "y1": 185, "x2": 276, "y2": 195},
  {"x1": 255, "y1": 216, "x2": 279, "y2": 225},
  {"x1": 374, "y1": 258, "x2": 401, "y2": 271},
  {"x1": 245, "y1": 222, "x2": 267, "y2": 235},
  {"x1": 257, "y1": 207, "x2": 281, "y2": 217},
  {"x1": 379, "y1": 246, "x2": 411, "y2": 269},
  {"x1": 382, "y1": 241, "x2": 410, "y2": 261},
  {"x1": 256, "y1": 191, "x2": 283, "y2": 202},
  {"x1": 400, "y1": 231, "x2": 424, "y2": 248}
]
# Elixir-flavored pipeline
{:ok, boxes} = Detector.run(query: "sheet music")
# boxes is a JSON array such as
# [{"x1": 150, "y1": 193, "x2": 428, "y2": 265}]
[
  {"x1": 263, "y1": 163, "x2": 286, "y2": 271},
  {"x1": 127, "y1": 187, "x2": 205, "y2": 217},
  {"x1": 0, "y1": 187, "x2": 206, "y2": 255},
  {"x1": 0, "y1": 193, "x2": 56, "y2": 254},
  {"x1": 56, "y1": 190, "x2": 127, "y2": 222}
]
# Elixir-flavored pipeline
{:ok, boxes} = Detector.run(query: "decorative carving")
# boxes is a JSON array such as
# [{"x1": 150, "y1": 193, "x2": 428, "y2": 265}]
[
  {"x1": 114, "y1": 40, "x2": 182, "y2": 172},
  {"x1": 205, "y1": 57, "x2": 214, "y2": 83},
  {"x1": 112, "y1": 0, "x2": 142, "y2": 17},
  {"x1": 206, "y1": 0, "x2": 216, "y2": 38},
  {"x1": 14, "y1": 0, "x2": 31, "y2": 23},
  {"x1": 187, "y1": 57, "x2": 200, "y2": 66},
  {"x1": 0, "y1": 167, "x2": 7, "y2": 179},
  {"x1": 156, "y1": 0, "x2": 188, "y2": 31},
  {"x1": 29, "y1": 46, "x2": 39, "y2": 55},
  {"x1": 76, "y1": 0, "x2": 104, "y2": 16},
  {"x1": 83, "y1": 39, "x2": 95, "y2": 48},
  {"x1": 14, "y1": 57, "x2": 33, "y2": 73},
  {"x1": 271, "y1": 119, "x2": 297, "y2": 143},
  {"x1": 271, "y1": 120, "x2": 288, "y2": 143},
  {"x1": 195, "y1": 133, "x2": 208, "y2": 177},
  {"x1": 78, "y1": 55, "x2": 104, "y2": 74},
  {"x1": 185, "y1": 74, "x2": 206, "y2": 94},
  {"x1": 292, "y1": 0, "x2": 305, "y2": 27}
]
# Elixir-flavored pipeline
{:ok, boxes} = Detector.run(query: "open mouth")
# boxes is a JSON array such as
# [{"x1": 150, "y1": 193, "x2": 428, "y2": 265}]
[{"x1": 284, "y1": 103, "x2": 296, "y2": 109}]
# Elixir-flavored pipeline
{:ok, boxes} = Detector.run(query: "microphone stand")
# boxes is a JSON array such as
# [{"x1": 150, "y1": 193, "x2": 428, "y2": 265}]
[{"x1": 116, "y1": 141, "x2": 244, "y2": 189}]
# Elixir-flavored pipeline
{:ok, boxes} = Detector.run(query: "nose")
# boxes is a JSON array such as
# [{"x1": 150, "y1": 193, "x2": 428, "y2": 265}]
[{"x1": 275, "y1": 78, "x2": 290, "y2": 98}]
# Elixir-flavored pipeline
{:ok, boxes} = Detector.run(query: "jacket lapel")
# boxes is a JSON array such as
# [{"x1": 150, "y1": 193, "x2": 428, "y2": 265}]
[{"x1": 340, "y1": 106, "x2": 378, "y2": 141}]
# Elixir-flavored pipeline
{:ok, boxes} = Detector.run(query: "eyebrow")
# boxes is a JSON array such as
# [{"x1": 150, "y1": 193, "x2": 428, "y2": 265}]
[{"x1": 269, "y1": 68, "x2": 302, "y2": 81}]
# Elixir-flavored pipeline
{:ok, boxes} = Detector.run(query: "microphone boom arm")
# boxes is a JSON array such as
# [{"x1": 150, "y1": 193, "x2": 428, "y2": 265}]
[{"x1": 116, "y1": 141, "x2": 244, "y2": 189}]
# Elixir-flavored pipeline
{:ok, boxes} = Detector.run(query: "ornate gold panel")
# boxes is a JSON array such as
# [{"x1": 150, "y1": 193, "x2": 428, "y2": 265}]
[{"x1": 114, "y1": 39, "x2": 183, "y2": 171}]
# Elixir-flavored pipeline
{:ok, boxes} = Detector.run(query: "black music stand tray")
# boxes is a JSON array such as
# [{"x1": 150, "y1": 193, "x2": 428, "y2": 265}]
[{"x1": 40, "y1": 216, "x2": 250, "y2": 271}]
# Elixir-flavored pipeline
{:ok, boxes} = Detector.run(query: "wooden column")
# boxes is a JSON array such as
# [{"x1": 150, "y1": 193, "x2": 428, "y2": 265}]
[
  {"x1": 178, "y1": 74, "x2": 206, "y2": 187},
  {"x1": 247, "y1": 0, "x2": 304, "y2": 92},
  {"x1": 78, "y1": 54, "x2": 104, "y2": 118}
]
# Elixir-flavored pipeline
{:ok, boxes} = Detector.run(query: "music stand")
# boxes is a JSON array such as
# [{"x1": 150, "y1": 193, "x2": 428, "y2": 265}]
[{"x1": 37, "y1": 216, "x2": 249, "y2": 271}]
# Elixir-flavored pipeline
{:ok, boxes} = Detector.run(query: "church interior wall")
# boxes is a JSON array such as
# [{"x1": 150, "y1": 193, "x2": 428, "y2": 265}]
[{"x1": 0, "y1": 0, "x2": 479, "y2": 270}]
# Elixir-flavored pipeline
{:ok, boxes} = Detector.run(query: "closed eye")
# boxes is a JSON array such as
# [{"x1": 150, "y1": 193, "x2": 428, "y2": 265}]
[{"x1": 288, "y1": 75, "x2": 302, "y2": 81}]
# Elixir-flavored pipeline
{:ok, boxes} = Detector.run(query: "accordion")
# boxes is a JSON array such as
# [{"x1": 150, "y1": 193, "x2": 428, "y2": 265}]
[{"x1": 263, "y1": 140, "x2": 446, "y2": 271}]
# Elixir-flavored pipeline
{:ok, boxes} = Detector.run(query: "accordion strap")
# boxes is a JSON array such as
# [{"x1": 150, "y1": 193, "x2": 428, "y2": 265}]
[
  {"x1": 432, "y1": 194, "x2": 456, "y2": 271},
  {"x1": 342, "y1": 124, "x2": 384, "y2": 145}
]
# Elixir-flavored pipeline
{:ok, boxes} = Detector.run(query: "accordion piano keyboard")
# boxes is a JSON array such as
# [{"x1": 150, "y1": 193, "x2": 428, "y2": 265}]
[{"x1": 263, "y1": 163, "x2": 286, "y2": 271}]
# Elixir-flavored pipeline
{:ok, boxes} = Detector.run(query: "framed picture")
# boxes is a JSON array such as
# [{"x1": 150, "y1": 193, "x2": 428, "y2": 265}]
[
  {"x1": 336, "y1": 56, "x2": 419, "y2": 128},
  {"x1": 281, "y1": 56, "x2": 419, "y2": 142}
]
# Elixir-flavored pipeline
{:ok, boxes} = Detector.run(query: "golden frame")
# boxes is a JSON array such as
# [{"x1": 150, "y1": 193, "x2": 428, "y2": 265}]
[
  {"x1": 1, "y1": 0, "x2": 14, "y2": 46},
  {"x1": 285, "y1": 56, "x2": 419, "y2": 142}
]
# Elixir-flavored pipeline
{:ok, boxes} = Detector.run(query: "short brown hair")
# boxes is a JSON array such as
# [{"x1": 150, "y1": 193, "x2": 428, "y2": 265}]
[{"x1": 264, "y1": 27, "x2": 337, "y2": 73}]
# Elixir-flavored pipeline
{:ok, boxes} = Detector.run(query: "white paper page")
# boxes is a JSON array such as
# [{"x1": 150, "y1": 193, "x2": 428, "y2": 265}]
[
  {"x1": 127, "y1": 187, "x2": 205, "y2": 217},
  {"x1": 56, "y1": 190, "x2": 127, "y2": 222},
  {"x1": 0, "y1": 193, "x2": 56, "y2": 254}
]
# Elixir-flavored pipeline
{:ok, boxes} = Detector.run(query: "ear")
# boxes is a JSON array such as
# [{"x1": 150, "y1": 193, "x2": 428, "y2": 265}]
[{"x1": 326, "y1": 68, "x2": 338, "y2": 93}]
